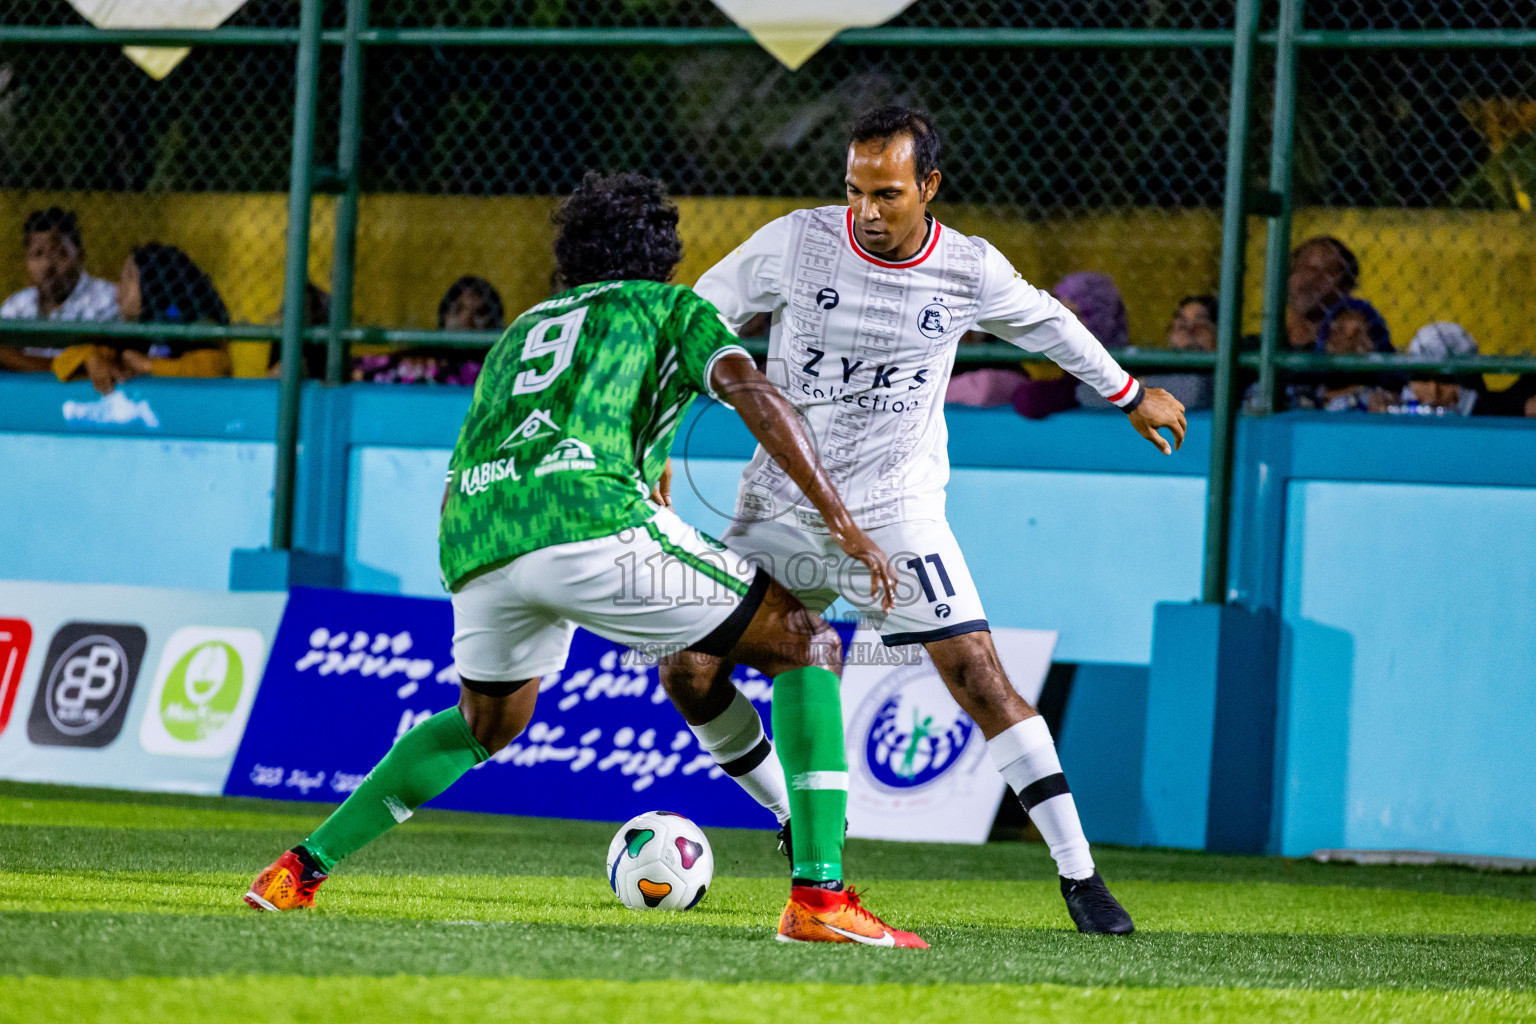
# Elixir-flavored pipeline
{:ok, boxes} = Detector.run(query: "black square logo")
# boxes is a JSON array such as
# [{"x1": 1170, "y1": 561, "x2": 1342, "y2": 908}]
[{"x1": 27, "y1": 622, "x2": 147, "y2": 748}]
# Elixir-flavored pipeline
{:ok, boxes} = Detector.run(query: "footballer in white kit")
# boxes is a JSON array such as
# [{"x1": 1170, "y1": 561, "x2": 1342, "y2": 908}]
[
  {"x1": 659, "y1": 106, "x2": 1187, "y2": 936},
  {"x1": 696, "y1": 193, "x2": 1144, "y2": 645}
]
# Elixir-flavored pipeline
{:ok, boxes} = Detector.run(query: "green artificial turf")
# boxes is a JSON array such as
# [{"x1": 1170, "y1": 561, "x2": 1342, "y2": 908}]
[
  {"x1": 5, "y1": 977, "x2": 1534, "y2": 1024},
  {"x1": 0, "y1": 781, "x2": 1531, "y2": 1023}
]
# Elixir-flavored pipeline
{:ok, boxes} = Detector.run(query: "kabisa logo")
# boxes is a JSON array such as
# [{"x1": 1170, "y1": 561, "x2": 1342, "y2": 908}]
[
  {"x1": 460, "y1": 455, "x2": 520, "y2": 496},
  {"x1": 859, "y1": 664, "x2": 976, "y2": 792},
  {"x1": 916, "y1": 301, "x2": 952, "y2": 339},
  {"x1": 27, "y1": 622, "x2": 146, "y2": 747},
  {"x1": 140, "y1": 627, "x2": 267, "y2": 757},
  {"x1": 816, "y1": 287, "x2": 840, "y2": 310},
  {"x1": 499, "y1": 409, "x2": 559, "y2": 450},
  {"x1": 534, "y1": 438, "x2": 597, "y2": 478}
]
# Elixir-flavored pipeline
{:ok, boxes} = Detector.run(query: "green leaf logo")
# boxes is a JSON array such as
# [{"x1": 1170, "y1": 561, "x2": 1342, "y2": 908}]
[{"x1": 159, "y1": 641, "x2": 243, "y2": 743}]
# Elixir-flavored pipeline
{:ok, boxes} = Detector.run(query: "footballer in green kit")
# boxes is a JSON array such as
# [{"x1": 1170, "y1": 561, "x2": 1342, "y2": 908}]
[{"x1": 244, "y1": 172, "x2": 928, "y2": 948}]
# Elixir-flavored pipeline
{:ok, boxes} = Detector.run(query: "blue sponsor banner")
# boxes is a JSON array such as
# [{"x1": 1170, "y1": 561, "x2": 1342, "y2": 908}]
[{"x1": 226, "y1": 586, "x2": 848, "y2": 830}]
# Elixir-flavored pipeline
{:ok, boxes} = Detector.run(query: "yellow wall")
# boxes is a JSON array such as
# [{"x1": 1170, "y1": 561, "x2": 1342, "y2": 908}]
[
  {"x1": 2, "y1": 191, "x2": 1530, "y2": 357},
  {"x1": 1243, "y1": 208, "x2": 1536, "y2": 358}
]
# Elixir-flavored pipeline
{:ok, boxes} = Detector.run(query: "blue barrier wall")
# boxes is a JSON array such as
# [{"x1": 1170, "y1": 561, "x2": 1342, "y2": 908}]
[
  {"x1": 3, "y1": 374, "x2": 1534, "y2": 857},
  {"x1": 1278, "y1": 479, "x2": 1536, "y2": 859}
]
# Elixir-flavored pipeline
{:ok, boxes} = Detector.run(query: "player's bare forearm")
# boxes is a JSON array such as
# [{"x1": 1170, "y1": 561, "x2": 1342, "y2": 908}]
[
  {"x1": 709, "y1": 352, "x2": 896, "y2": 609},
  {"x1": 710, "y1": 353, "x2": 853, "y2": 532}
]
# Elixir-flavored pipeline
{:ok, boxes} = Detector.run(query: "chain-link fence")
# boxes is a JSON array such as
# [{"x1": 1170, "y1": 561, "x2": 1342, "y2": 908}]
[
  {"x1": 0, "y1": 1, "x2": 1242, "y2": 352},
  {"x1": 350, "y1": 40, "x2": 1233, "y2": 338},
  {"x1": 1262, "y1": 45, "x2": 1536, "y2": 365},
  {"x1": 3, "y1": 2, "x2": 1531, "y2": 360}
]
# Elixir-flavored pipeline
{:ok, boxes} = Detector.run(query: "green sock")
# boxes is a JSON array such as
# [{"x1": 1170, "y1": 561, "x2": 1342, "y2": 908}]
[
  {"x1": 302, "y1": 707, "x2": 488, "y2": 871},
  {"x1": 771, "y1": 665, "x2": 847, "y2": 884}
]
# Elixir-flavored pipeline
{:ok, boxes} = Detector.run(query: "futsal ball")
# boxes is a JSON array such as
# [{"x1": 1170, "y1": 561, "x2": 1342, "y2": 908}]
[{"x1": 605, "y1": 810, "x2": 714, "y2": 911}]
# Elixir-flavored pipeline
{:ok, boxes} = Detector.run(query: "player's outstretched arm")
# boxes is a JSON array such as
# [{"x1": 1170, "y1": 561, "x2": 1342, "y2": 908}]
[
  {"x1": 709, "y1": 352, "x2": 896, "y2": 612},
  {"x1": 1128, "y1": 386, "x2": 1188, "y2": 456}
]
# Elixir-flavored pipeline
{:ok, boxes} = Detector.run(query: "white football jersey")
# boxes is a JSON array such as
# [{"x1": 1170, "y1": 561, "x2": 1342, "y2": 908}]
[{"x1": 694, "y1": 205, "x2": 1141, "y2": 529}]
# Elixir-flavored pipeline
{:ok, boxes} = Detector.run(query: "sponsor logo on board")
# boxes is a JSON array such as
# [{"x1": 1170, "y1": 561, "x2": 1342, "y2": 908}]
[{"x1": 27, "y1": 622, "x2": 146, "y2": 747}]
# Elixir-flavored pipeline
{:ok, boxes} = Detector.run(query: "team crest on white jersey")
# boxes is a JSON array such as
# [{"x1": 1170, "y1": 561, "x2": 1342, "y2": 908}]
[
  {"x1": 916, "y1": 300, "x2": 952, "y2": 339},
  {"x1": 498, "y1": 409, "x2": 560, "y2": 450}
]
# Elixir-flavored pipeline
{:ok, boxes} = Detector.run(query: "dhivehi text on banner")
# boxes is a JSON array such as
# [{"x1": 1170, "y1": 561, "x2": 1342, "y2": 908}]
[{"x1": 224, "y1": 587, "x2": 829, "y2": 830}]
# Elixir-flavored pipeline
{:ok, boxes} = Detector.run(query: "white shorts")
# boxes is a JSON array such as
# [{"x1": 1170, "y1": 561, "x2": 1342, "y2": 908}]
[
  {"x1": 452, "y1": 506, "x2": 766, "y2": 683},
  {"x1": 720, "y1": 517, "x2": 988, "y2": 647}
]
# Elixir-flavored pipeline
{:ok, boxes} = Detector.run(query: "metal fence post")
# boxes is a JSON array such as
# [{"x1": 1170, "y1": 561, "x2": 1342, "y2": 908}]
[
  {"x1": 272, "y1": 0, "x2": 324, "y2": 550},
  {"x1": 1256, "y1": 0, "x2": 1304, "y2": 414},
  {"x1": 325, "y1": 0, "x2": 369, "y2": 386},
  {"x1": 1201, "y1": 0, "x2": 1261, "y2": 605}
]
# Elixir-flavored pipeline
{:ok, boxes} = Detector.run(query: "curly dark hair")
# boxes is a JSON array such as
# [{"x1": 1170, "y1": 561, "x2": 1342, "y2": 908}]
[
  {"x1": 849, "y1": 106, "x2": 942, "y2": 185},
  {"x1": 130, "y1": 243, "x2": 229, "y2": 325},
  {"x1": 552, "y1": 172, "x2": 682, "y2": 290}
]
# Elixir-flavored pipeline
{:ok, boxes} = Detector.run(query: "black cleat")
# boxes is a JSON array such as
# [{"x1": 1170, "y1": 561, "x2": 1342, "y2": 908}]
[{"x1": 1061, "y1": 873, "x2": 1134, "y2": 935}]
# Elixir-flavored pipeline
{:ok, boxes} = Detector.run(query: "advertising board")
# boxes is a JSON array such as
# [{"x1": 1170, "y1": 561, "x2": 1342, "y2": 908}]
[{"x1": 0, "y1": 580, "x2": 285, "y2": 794}]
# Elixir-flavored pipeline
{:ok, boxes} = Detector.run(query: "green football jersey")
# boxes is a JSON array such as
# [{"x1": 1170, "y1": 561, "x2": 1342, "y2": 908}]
[{"x1": 438, "y1": 279, "x2": 745, "y2": 590}]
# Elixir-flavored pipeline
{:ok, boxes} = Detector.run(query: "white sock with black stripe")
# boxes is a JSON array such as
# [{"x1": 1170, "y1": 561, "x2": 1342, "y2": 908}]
[
  {"x1": 988, "y1": 716, "x2": 1095, "y2": 880},
  {"x1": 688, "y1": 688, "x2": 790, "y2": 824}
]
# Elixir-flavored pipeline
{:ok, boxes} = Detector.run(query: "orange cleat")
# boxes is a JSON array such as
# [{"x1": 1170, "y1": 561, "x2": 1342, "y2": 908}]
[
  {"x1": 243, "y1": 849, "x2": 327, "y2": 912},
  {"x1": 775, "y1": 885, "x2": 927, "y2": 948}
]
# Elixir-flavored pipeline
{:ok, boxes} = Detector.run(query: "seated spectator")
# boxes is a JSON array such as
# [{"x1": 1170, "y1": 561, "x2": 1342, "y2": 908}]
[
  {"x1": 352, "y1": 275, "x2": 504, "y2": 386},
  {"x1": 439, "y1": 274, "x2": 504, "y2": 330},
  {"x1": 259, "y1": 281, "x2": 332, "y2": 380},
  {"x1": 1384, "y1": 322, "x2": 1481, "y2": 417},
  {"x1": 1286, "y1": 235, "x2": 1358, "y2": 352},
  {"x1": 1013, "y1": 271, "x2": 1126, "y2": 419},
  {"x1": 1065, "y1": 272, "x2": 1132, "y2": 411},
  {"x1": 0, "y1": 207, "x2": 118, "y2": 373},
  {"x1": 54, "y1": 243, "x2": 231, "y2": 394},
  {"x1": 1258, "y1": 236, "x2": 1399, "y2": 412},
  {"x1": 1313, "y1": 297, "x2": 1402, "y2": 412},
  {"x1": 1141, "y1": 294, "x2": 1217, "y2": 411}
]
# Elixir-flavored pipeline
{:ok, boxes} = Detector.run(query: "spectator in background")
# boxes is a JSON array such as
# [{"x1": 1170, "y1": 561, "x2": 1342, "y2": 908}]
[
  {"x1": 1385, "y1": 322, "x2": 1481, "y2": 417},
  {"x1": 1259, "y1": 235, "x2": 1399, "y2": 411},
  {"x1": 54, "y1": 243, "x2": 231, "y2": 394},
  {"x1": 352, "y1": 275, "x2": 504, "y2": 386},
  {"x1": 439, "y1": 274, "x2": 504, "y2": 330},
  {"x1": 1286, "y1": 236, "x2": 1358, "y2": 350},
  {"x1": 0, "y1": 207, "x2": 118, "y2": 373},
  {"x1": 260, "y1": 281, "x2": 332, "y2": 380},
  {"x1": 1313, "y1": 297, "x2": 1401, "y2": 412},
  {"x1": 1012, "y1": 271, "x2": 1127, "y2": 418},
  {"x1": 1141, "y1": 294, "x2": 1217, "y2": 411}
]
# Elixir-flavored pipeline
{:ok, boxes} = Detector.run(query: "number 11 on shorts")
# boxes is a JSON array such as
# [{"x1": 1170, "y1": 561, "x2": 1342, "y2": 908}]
[{"x1": 902, "y1": 553, "x2": 955, "y2": 604}]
